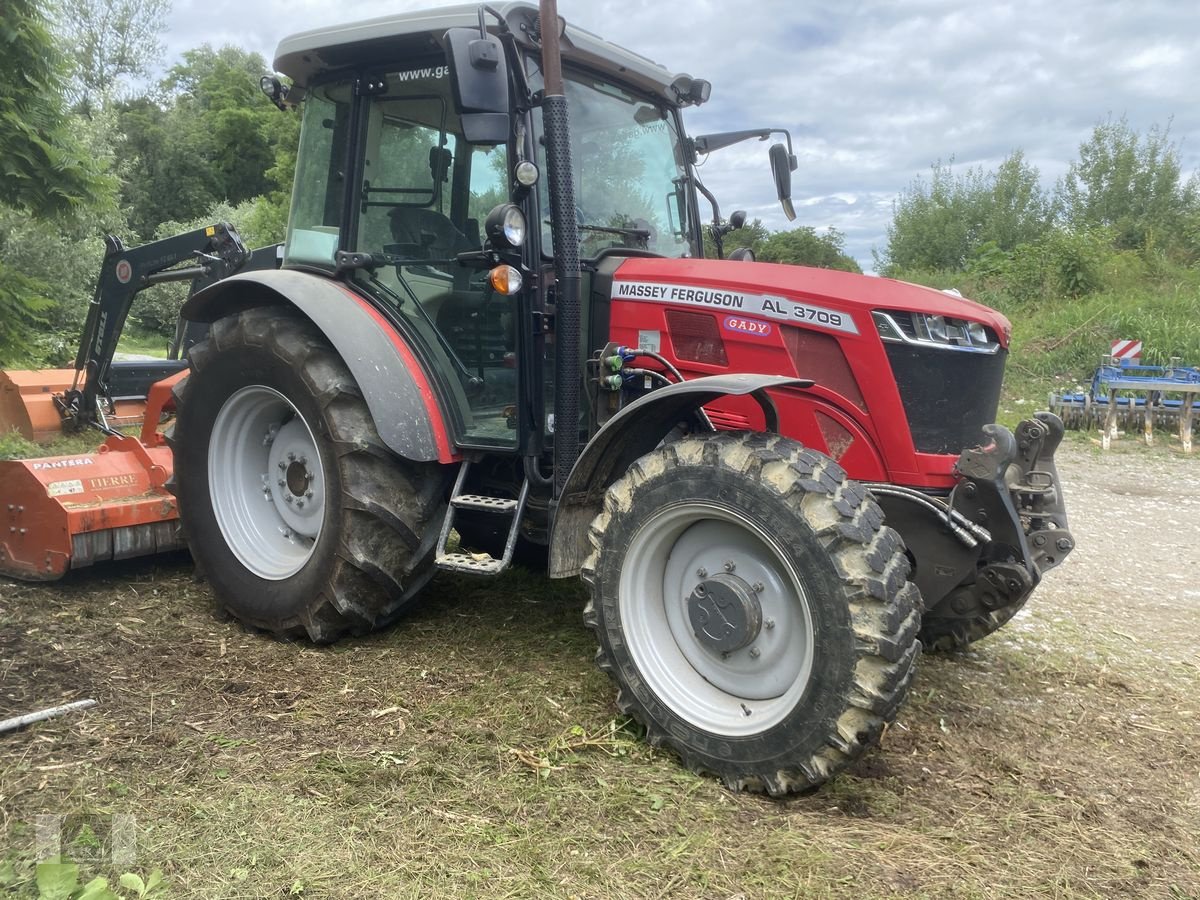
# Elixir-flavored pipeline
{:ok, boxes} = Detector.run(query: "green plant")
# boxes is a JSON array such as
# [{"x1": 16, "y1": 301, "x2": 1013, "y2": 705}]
[{"x1": 34, "y1": 861, "x2": 165, "y2": 900}]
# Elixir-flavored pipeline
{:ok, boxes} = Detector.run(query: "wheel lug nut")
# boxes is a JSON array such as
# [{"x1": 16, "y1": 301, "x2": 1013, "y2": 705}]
[
  {"x1": 296, "y1": 500, "x2": 304, "y2": 508},
  {"x1": 752, "y1": 582, "x2": 764, "y2": 593},
  {"x1": 285, "y1": 496, "x2": 294, "y2": 503},
  {"x1": 287, "y1": 452, "x2": 296, "y2": 461},
  {"x1": 697, "y1": 567, "x2": 707, "y2": 578},
  {"x1": 724, "y1": 561, "x2": 735, "y2": 572},
  {"x1": 278, "y1": 461, "x2": 286, "y2": 470},
  {"x1": 277, "y1": 479, "x2": 285, "y2": 488},
  {"x1": 305, "y1": 490, "x2": 314, "y2": 499},
  {"x1": 299, "y1": 456, "x2": 307, "y2": 465},
  {"x1": 765, "y1": 618, "x2": 775, "y2": 630},
  {"x1": 749, "y1": 647, "x2": 761, "y2": 659}
]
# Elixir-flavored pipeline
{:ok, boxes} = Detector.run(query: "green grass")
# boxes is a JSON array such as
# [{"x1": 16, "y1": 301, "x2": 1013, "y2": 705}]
[
  {"x1": 1, "y1": 550, "x2": 1198, "y2": 899},
  {"x1": 115, "y1": 328, "x2": 170, "y2": 359}
]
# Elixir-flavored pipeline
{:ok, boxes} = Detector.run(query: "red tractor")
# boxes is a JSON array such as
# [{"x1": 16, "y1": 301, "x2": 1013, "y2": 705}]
[{"x1": 5, "y1": 1, "x2": 1073, "y2": 793}]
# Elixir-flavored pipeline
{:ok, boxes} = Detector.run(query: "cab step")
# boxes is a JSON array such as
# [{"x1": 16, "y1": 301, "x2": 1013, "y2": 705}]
[
  {"x1": 451, "y1": 494, "x2": 519, "y2": 513},
  {"x1": 434, "y1": 460, "x2": 529, "y2": 577},
  {"x1": 435, "y1": 551, "x2": 508, "y2": 575}
]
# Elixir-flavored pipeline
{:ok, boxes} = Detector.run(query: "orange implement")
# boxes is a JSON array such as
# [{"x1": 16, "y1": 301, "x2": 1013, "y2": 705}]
[
  {"x1": 1, "y1": 368, "x2": 151, "y2": 443},
  {"x1": 0, "y1": 369, "x2": 75, "y2": 443},
  {"x1": 0, "y1": 432, "x2": 183, "y2": 582}
]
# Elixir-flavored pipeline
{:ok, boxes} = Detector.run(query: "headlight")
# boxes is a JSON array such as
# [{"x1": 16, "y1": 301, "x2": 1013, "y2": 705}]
[
  {"x1": 872, "y1": 311, "x2": 999, "y2": 353},
  {"x1": 485, "y1": 203, "x2": 526, "y2": 248}
]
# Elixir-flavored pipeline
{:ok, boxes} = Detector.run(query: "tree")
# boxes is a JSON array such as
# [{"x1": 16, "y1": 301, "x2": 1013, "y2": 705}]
[
  {"x1": 116, "y1": 44, "x2": 298, "y2": 239},
  {"x1": 878, "y1": 153, "x2": 1050, "y2": 274},
  {"x1": 59, "y1": 0, "x2": 170, "y2": 109},
  {"x1": 758, "y1": 226, "x2": 861, "y2": 273},
  {"x1": 1055, "y1": 116, "x2": 1196, "y2": 251},
  {"x1": 0, "y1": 0, "x2": 113, "y2": 364},
  {"x1": 1, "y1": 0, "x2": 109, "y2": 216}
]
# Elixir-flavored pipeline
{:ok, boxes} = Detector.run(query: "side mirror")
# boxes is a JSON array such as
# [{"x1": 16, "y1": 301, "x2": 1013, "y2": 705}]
[
  {"x1": 728, "y1": 247, "x2": 755, "y2": 262},
  {"x1": 769, "y1": 143, "x2": 797, "y2": 221},
  {"x1": 729, "y1": 210, "x2": 747, "y2": 230},
  {"x1": 445, "y1": 28, "x2": 510, "y2": 144}
]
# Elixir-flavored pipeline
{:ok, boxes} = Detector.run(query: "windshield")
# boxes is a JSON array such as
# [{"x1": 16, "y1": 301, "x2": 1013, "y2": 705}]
[{"x1": 533, "y1": 69, "x2": 693, "y2": 258}]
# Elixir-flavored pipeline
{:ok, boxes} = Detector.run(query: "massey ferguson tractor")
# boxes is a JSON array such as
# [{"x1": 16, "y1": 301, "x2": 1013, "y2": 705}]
[{"x1": 0, "y1": 0, "x2": 1073, "y2": 793}]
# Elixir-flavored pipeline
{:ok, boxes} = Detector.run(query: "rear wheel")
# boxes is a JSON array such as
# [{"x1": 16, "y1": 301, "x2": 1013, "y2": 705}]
[
  {"x1": 582, "y1": 432, "x2": 922, "y2": 794},
  {"x1": 169, "y1": 307, "x2": 447, "y2": 642}
]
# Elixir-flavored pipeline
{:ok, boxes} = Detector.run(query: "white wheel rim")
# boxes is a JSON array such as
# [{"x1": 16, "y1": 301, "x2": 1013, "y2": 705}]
[
  {"x1": 208, "y1": 385, "x2": 324, "y2": 580},
  {"x1": 618, "y1": 502, "x2": 816, "y2": 736}
]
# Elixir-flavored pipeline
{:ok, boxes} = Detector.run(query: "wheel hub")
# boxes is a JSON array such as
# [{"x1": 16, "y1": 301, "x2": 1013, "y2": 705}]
[
  {"x1": 285, "y1": 460, "x2": 311, "y2": 496},
  {"x1": 686, "y1": 573, "x2": 762, "y2": 652}
]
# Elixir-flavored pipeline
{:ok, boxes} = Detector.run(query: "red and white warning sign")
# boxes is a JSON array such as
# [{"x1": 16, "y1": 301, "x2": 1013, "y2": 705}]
[{"x1": 1111, "y1": 339, "x2": 1142, "y2": 363}]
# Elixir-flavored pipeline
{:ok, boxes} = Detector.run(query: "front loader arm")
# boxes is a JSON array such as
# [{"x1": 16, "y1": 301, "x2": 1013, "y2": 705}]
[{"x1": 62, "y1": 223, "x2": 250, "y2": 433}]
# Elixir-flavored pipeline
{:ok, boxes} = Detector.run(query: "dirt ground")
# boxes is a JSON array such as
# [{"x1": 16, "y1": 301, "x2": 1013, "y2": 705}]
[{"x1": 1, "y1": 436, "x2": 1198, "y2": 898}]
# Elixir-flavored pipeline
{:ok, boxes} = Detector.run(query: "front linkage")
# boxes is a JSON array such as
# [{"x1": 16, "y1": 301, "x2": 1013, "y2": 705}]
[{"x1": 925, "y1": 412, "x2": 1075, "y2": 649}]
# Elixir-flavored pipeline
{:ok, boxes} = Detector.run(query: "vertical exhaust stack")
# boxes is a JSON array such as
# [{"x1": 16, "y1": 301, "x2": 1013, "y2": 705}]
[{"x1": 539, "y1": 0, "x2": 581, "y2": 495}]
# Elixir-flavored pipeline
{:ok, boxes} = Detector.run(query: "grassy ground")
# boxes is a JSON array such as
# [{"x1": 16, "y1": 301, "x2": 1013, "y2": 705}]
[{"x1": 2, "y1": 441, "x2": 1199, "y2": 898}]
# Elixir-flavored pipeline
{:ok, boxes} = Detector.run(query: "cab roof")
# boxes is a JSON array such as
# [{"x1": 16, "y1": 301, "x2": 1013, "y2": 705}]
[{"x1": 273, "y1": 2, "x2": 703, "y2": 106}]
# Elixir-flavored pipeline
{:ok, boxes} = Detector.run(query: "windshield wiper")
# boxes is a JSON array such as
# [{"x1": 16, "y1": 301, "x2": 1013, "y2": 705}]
[{"x1": 551, "y1": 220, "x2": 651, "y2": 248}]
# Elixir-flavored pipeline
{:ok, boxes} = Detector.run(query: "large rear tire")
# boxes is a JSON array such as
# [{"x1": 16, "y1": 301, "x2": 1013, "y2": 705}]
[
  {"x1": 582, "y1": 432, "x2": 922, "y2": 794},
  {"x1": 169, "y1": 307, "x2": 447, "y2": 642}
]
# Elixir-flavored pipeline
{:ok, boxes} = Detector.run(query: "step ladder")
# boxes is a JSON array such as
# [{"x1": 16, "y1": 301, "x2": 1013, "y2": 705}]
[{"x1": 435, "y1": 461, "x2": 530, "y2": 575}]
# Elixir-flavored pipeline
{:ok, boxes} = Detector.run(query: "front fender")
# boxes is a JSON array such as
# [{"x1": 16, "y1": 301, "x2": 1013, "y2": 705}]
[
  {"x1": 182, "y1": 269, "x2": 455, "y2": 463},
  {"x1": 547, "y1": 374, "x2": 810, "y2": 578}
]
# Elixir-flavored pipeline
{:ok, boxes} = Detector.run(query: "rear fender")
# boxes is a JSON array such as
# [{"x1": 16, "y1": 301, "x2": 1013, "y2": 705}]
[
  {"x1": 181, "y1": 269, "x2": 455, "y2": 463},
  {"x1": 548, "y1": 374, "x2": 810, "y2": 578}
]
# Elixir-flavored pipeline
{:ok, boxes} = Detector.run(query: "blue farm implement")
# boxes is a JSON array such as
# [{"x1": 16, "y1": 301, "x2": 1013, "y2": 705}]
[{"x1": 1049, "y1": 358, "x2": 1200, "y2": 451}]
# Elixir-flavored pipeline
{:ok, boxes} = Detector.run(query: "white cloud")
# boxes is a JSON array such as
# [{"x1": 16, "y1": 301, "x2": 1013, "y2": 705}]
[{"x1": 161, "y1": 0, "x2": 1200, "y2": 271}]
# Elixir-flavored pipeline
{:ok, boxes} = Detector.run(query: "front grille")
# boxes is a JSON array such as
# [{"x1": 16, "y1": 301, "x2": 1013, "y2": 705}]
[{"x1": 884, "y1": 344, "x2": 1007, "y2": 454}]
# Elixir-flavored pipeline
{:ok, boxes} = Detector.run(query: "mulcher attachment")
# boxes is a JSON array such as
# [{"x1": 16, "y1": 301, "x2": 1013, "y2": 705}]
[{"x1": 0, "y1": 375, "x2": 186, "y2": 582}]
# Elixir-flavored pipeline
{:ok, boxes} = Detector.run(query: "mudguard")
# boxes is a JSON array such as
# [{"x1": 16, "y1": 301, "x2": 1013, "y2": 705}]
[
  {"x1": 181, "y1": 269, "x2": 454, "y2": 463},
  {"x1": 548, "y1": 374, "x2": 811, "y2": 578}
]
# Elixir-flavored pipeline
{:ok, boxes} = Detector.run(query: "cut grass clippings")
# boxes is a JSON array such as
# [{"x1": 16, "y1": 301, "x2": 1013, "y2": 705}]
[{"x1": 2, "y1": 549, "x2": 1198, "y2": 899}]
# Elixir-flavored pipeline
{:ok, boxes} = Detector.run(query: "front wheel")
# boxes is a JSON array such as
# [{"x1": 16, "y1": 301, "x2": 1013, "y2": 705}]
[
  {"x1": 582, "y1": 433, "x2": 922, "y2": 794},
  {"x1": 169, "y1": 307, "x2": 446, "y2": 642}
]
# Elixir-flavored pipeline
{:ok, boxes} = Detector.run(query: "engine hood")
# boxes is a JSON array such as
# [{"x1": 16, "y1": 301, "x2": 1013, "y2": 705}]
[{"x1": 609, "y1": 257, "x2": 1012, "y2": 348}]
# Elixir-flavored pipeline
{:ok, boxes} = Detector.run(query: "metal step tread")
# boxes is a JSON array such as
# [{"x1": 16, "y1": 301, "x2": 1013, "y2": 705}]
[
  {"x1": 436, "y1": 551, "x2": 506, "y2": 575},
  {"x1": 451, "y1": 494, "x2": 519, "y2": 512}
]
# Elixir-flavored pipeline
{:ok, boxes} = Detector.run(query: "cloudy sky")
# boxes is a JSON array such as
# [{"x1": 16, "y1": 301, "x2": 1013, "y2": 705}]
[{"x1": 160, "y1": 0, "x2": 1199, "y2": 271}]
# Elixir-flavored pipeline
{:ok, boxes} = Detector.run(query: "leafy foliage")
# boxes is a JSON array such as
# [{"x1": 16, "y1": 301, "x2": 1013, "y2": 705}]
[
  {"x1": 0, "y1": 263, "x2": 55, "y2": 367},
  {"x1": 0, "y1": 0, "x2": 111, "y2": 217},
  {"x1": 117, "y1": 45, "x2": 298, "y2": 239},
  {"x1": 706, "y1": 218, "x2": 860, "y2": 272},
  {"x1": 758, "y1": 226, "x2": 861, "y2": 273},
  {"x1": 33, "y1": 860, "x2": 165, "y2": 899},
  {"x1": 59, "y1": 0, "x2": 169, "y2": 110},
  {"x1": 878, "y1": 152, "x2": 1051, "y2": 274},
  {"x1": 1055, "y1": 115, "x2": 1197, "y2": 254}
]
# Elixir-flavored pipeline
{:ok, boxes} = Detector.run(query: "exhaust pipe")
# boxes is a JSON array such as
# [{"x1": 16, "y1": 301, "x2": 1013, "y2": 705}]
[{"x1": 539, "y1": 0, "x2": 581, "y2": 495}]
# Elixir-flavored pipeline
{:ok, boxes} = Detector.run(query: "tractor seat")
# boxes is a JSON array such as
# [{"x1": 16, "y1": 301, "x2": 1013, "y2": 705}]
[{"x1": 388, "y1": 207, "x2": 476, "y2": 260}]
